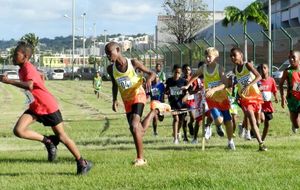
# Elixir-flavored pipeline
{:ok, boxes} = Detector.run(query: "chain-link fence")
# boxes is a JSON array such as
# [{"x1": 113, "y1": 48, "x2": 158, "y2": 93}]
[{"x1": 104, "y1": 26, "x2": 299, "y2": 76}]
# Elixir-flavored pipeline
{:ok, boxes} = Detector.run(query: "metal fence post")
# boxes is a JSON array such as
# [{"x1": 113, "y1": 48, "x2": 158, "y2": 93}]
[
  {"x1": 164, "y1": 45, "x2": 173, "y2": 73},
  {"x1": 228, "y1": 34, "x2": 239, "y2": 47},
  {"x1": 192, "y1": 39, "x2": 203, "y2": 61},
  {"x1": 171, "y1": 43, "x2": 183, "y2": 67},
  {"x1": 244, "y1": 32, "x2": 256, "y2": 64},
  {"x1": 261, "y1": 30, "x2": 273, "y2": 76},
  {"x1": 182, "y1": 43, "x2": 192, "y2": 67},
  {"x1": 216, "y1": 36, "x2": 226, "y2": 68},
  {"x1": 202, "y1": 38, "x2": 212, "y2": 47},
  {"x1": 157, "y1": 46, "x2": 167, "y2": 73},
  {"x1": 280, "y1": 27, "x2": 293, "y2": 51}
]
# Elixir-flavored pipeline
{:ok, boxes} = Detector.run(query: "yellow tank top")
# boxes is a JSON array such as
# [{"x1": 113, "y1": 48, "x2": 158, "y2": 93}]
[
  {"x1": 235, "y1": 63, "x2": 260, "y2": 98},
  {"x1": 113, "y1": 59, "x2": 145, "y2": 101},
  {"x1": 204, "y1": 64, "x2": 230, "y2": 110}
]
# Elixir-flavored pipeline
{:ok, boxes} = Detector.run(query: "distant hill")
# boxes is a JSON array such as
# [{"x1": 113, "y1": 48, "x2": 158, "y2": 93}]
[{"x1": 0, "y1": 33, "x2": 148, "y2": 54}]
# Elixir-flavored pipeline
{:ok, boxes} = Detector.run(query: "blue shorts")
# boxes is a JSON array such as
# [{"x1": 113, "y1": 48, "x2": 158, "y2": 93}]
[{"x1": 210, "y1": 108, "x2": 231, "y2": 122}]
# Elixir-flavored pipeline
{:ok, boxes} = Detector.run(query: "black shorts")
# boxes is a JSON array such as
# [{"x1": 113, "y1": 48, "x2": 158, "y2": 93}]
[
  {"x1": 24, "y1": 109, "x2": 63, "y2": 127},
  {"x1": 263, "y1": 112, "x2": 273, "y2": 121},
  {"x1": 126, "y1": 103, "x2": 144, "y2": 122}
]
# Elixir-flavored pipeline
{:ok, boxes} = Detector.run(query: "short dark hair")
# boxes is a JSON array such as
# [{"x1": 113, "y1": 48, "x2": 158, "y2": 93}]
[
  {"x1": 182, "y1": 64, "x2": 189, "y2": 70},
  {"x1": 230, "y1": 47, "x2": 243, "y2": 55},
  {"x1": 15, "y1": 41, "x2": 33, "y2": 59},
  {"x1": 172, "y1": 64, "x2": 181, "y2": 72},
  {"x1": 105, "y1": 41, "x2": 119, "y2": 52}
]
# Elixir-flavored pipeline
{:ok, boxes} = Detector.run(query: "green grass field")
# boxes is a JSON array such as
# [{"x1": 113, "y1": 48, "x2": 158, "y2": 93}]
[{"x1": 1, "y1": 80, "x2": 300, "y2": 190}]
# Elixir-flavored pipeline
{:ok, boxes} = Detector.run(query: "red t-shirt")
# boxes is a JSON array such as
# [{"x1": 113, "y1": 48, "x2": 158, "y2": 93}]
[
  {"x1": 19, "y1": 62, "x2": 58, "y2": 115},
  {"x1": 258, "y1": 77, "x2": 277, "y2": 112}
]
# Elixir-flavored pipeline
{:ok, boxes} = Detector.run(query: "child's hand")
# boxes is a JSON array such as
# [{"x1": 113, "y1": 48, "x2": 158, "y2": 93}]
[
  {"x1": 145, "y1": 78, "x2": 151, "y2": 93},
  {"x1": 0, "y1": 75, "x2": 10, "y2": 84},
  {"x1": 205, "y1": 88, "x2": 215, "y2": 98},
  {"x1": 181, "y1": 85, "x2": 189, "y2": 90},
  {"x1": 241, "y1": 85, "x2": 250, "y2": 96},
  {"x1": 112, "y1": 100, "x2": 118, "y2": 112}
]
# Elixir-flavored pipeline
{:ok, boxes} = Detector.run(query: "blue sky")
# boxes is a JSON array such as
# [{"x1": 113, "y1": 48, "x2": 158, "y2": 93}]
[{"x1": 0, "y1": 0, "x2": 255, "y2": 40}]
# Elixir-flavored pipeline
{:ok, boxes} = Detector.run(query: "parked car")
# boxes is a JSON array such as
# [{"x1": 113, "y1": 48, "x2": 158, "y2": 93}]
[
  {"x1": 3, "y1": 70, "x2": 19, "y2": 80},
  {"x1": 272, "y1": 60, "x2": 290, "y2": 84},
  {"x1": 48, "y1": 68, "x2": 65, "y2": 80},
  {"x1": 64, "y1": 67, "x2": 96, "y2": 80}
]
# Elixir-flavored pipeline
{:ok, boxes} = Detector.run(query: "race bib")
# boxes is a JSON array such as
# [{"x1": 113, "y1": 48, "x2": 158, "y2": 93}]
[
  {"x1": 170, "y1": 86, "x2": 182, "y2": 96},
  {"x1": 117, "y1": 76, "x2": 132, "y2": 90},
  {"x1": 24, "y1": 90, "x2": 35, "y2": 105},
  {"x1": 151, "y1": 88, "x2": 160, "y2": 97},
  {"x1": 187, "y1": 94, "x2": 195, "y2": 100}
]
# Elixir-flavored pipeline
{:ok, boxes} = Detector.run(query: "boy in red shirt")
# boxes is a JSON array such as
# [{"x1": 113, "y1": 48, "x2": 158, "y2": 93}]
[
  {"x1": 257, "y1": 64, "x2": 278, "y2": 141},
  {"x1": 0, "y1": 42, "x2": 92, "y2": 175}
]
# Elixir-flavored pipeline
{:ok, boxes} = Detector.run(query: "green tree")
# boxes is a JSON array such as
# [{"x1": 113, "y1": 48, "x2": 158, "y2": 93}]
[
  {"x1": 162, "y1": 0, "x2": 208, "y2": 44},
  {"x1": 222, "y1": 0, "x2": 268, "y2": 61},
  {"x1": 21, "y1": 33, "x2": 40, "y2": 63}
]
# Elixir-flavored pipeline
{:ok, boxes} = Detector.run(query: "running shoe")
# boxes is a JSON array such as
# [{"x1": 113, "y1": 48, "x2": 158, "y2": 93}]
[
  {"x1": 174, "y1": 138, "x2": 179, "y2": 144},
  {"x1": 150, "y1": 100, "x2": 171, "y2": 115},
  {"x1": 244, "y1": 130, "x2": 252, "y2": 141},
  {"x1": 77, "y1": 159, "x2": 93, "y2": 175},
  {"x1": 227, "y1": 141, "x2": 236, "y2": 150},
  {"x1": 205, "y1": 126, "x2": 212, "y2": 140},
  {"x1": 132, "y1": 159, "x2": 147, "y2": 167},
  {"x1": 216, "y1": 125, "x2": 225, "y2": 137},
  {"x1": 292, "y1": 126, "x2": 299, "y2": 134},
  {"x1": 258, "y1": 143, "x2": 267, "y2": 151},
  {"x1": 44, "y1": 135, "x2": 59, "y2": 162},
  {"x1": 191, "y1": 139, "x2": 198, "y2": 144}
]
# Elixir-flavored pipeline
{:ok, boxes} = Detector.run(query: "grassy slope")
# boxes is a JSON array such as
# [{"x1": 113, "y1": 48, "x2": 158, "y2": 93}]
[{"x1": 0, "y1": 81, "x2": 300, "y2": 190}]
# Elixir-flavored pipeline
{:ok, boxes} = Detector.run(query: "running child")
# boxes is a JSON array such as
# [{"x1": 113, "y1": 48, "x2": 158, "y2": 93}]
[
  {"x1": 149, "y1": 74, "x2": 165, "y2": 136},
  {"x1": 183, "y1": 47, "x2": 235, "y2": 150},
  {"x1": 93, "y1": 72, "x2": 102, "y2": 99},
  {"x1": 165, "y1": 64, "x2": 187, "y2": 144},
  {"x1": 230, "y1": 47, "x2": 267, "y2": 151},
  {"x1": 279, "y1": 50, "x2": 300, "y2": 133},
  {"x1": 0, "y1": 41, "x2": 92, "y2": 175},
  {"x1": 182, "y1": 64, "x2": 196, "y2": 137},
  {"x1": 105, "y1": 42, "x2": 170, "y2": 166},
  {"x1": 155, "y1": 62, "x2": 166, "y2": 83},
  {"x1": 257, "y1": 63, "x2": 278, "y2": 141}
]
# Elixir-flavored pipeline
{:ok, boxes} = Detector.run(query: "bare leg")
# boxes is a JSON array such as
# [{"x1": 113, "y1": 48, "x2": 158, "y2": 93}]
[
  {"x1": 173, "y1": 115, "x2": 179, "y2": 141},
  {"x1": 152, "y1": 114, "x2": 158, "y2": 135},
  {"x1": 52, "y1": 122, "x2": 81, "y2": 160},
  {"x1": 245, "y1": 110, "x2": 263, "y2": 144},
  {"x1": 128, "y1": 113, "x2": 144, "y2": 159},
  {"x1": 141, "y1": 109, "x2": 157, "y2": 132},
  {"x1": 290, "y1": 111, "x2": 300, "y2": 129},
  {"x1": 224, "y1": 120, "x2": 234, "y2": 140},
  {"x1": 13, "y1": 114, "x2": 44, "y2": 142}
]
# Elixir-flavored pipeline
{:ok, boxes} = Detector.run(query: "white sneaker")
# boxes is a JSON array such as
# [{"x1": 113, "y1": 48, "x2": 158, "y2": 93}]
[
  {"x1": 174, "y1": 139, "x2": 179, "y2": 144},
  {"x1": 228, "y1": 141, "x2": 236, "y2": 150},
  {"x1": 244, "y1": 130, "x2": 252, "y2": 141},
  {"x1": 205, "y1": 126, "x2": 212, "y2": 140},
  {"x1": 292, "y1": 126, "x2": 298, "y2": 134},
  {"x1": 238, "y1": 124, "x2": 243, "y2": 137},
  {"x1": 191, "y1": 139, "x2": 198, "y2": 144}
]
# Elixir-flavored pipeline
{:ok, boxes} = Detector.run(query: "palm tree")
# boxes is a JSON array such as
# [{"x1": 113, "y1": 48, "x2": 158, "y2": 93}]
[
  {"x1": 222, "y1": 1, "x2": 268, "y2": 61},
  {"x1": 21, "y1": 33, "x2": 39, "y2": 63}
]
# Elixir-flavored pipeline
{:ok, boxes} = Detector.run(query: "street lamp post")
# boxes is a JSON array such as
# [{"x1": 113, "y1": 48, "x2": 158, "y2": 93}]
[
  {"x1": 268, "y1": 0, "x2": 272, "y2": 76},
  {"x1": 213, "y1": 0, "x2": 215, "y2": 47},
  {"x1": 82, "y1": 13, "x2": 86, "y2": 67},
  {"x1": 72, "y1": 0, "x2": 75, "y2": 79}
]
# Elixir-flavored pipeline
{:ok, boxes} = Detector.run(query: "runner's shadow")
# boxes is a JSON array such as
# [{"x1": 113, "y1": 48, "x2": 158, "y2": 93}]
[{"x1": 100, "y1": 117, "x2": 110, "y2": 135}]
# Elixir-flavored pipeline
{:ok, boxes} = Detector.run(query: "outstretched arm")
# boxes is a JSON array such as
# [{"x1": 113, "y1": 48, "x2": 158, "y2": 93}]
[
  {"x1": 182, "y1": 66, "x2": 204, "y2": 90},
  {"x1": 1, "y1": 76, "x2": 33, "y2": 90},
  {"x1": 132, "y1": 59, "x2": 155, "y2": 93}
]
